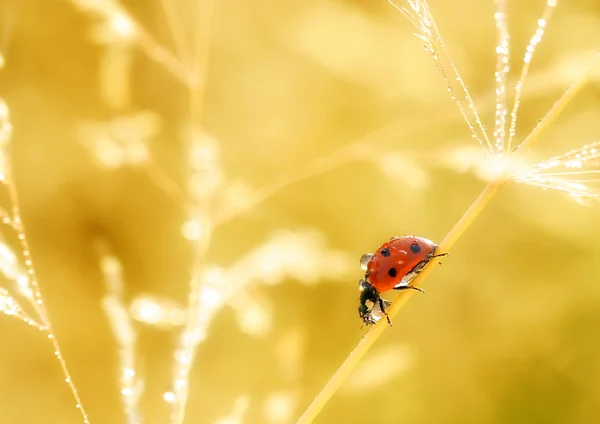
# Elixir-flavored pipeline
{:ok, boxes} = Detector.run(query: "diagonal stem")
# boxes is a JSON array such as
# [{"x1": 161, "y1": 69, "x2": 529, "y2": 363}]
[
  {"x1": 296, "y1": 181, "x2": 504, "y2": 424},
  {"x1": 515, "y1": 51, "x2": 600, "y2": 153}
]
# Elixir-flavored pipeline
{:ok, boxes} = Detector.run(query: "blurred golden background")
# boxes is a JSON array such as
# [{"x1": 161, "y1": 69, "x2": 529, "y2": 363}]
[{"x1": 0, "y1": 0, "x2": 600, "y2": 423}]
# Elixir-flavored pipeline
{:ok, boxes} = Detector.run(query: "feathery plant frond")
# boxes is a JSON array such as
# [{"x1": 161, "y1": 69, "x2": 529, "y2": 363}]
[
  {"x1": 166, "y1": 230, "x2": 351, "y2": 423},
  {"x1": 512, "y1": 141, "x2": 600, "y2": 201},
  {"x1": 97, "y1": 242, "x2": 143, "y2": 424},
  {"x1": 397, "y1": 0, "x2": 559, "y2": 156},
  {"x1": 71, "y1": 0, "x2": 195, "y2": 86},
  {"x1": 493, "y1": 0, "x2": 510, "y2": 153},
  {"x1": 0, "y1": 99, "x2": 91, "y2": 423},
  {"x1": 390, "y1": 0, "x2": 494, "y2": 154},
  {"x1": 399, "y1": 0, "x2": 600, "y2": 202},
  {"x1": 506, "y1": 0, "x2": 557, "y2": 151},
  {"x1": 0, "y1": 287, "x2": 44, "y2": 329}
]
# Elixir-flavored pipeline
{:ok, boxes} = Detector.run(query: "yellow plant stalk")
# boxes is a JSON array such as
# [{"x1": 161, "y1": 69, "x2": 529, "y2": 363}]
[
  {"x1": 297, "y1": 44, "x2": 599, "y2": 424},
  {"x1": 516, "y1": 51, "x2": 600, "y2": 154},
  {"x1": 296, "y1": 182, "x2": 503, "y2": 424}
]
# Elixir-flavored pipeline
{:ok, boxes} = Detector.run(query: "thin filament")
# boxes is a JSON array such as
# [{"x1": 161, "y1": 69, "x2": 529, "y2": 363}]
[
  {"x1": 507, "y1": 0, "x2": 558, "y2": 152},
  {"x1": 391, "y1": 0, "x2": 494, "y2": 155},
  {"x1": 493, "y1": 0, "x2": 510, "y2": 154}
]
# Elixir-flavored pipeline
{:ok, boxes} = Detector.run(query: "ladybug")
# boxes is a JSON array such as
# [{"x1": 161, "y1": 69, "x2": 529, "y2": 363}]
[{"x1": 358, "y1": 235, "x2": 447, "y2": 326}]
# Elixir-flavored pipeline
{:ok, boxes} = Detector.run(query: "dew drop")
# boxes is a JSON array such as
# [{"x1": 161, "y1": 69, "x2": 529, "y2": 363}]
[{"x1": 360, "y1": 253, "x2": 374, "y2": 271}]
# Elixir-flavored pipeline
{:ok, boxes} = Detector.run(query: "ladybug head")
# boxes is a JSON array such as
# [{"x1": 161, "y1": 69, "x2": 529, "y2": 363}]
[{"x1": 358, "y1": 278, "x2": 378, "y2": 322}]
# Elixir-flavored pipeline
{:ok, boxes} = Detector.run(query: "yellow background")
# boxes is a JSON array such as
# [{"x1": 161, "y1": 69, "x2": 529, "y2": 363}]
[{"x1": 0, "y1": 0, "x2": 600, "y2": 423}]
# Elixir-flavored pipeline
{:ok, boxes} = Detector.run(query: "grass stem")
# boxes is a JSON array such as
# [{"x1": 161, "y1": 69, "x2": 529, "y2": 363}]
[{"x1": 296, "y1": 182, "x2": 503, "y2": 424}]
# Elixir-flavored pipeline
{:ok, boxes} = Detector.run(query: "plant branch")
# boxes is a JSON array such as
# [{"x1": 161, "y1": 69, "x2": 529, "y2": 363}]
[
  {"x1": 296, "y1": 182, "x2": 504, "y2": 424},
  {"x1": 515, "y1": 51, "x2": 600, "y2": 153},
  {"x1": 4, "y1": 165, "x2": 91, "y2": 424}
]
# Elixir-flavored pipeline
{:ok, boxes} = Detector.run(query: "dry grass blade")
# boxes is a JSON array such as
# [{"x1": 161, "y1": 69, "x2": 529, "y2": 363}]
[
  {"x1": 136, "y1": 27, "x2": 197, "y2": 87},
  {"x1": 159, "y1": 0, "x2": 192, "y2": 71},
  {"x1": 97, "y1": 242, "x2": 143, "y2": 424},
  {"x1": 167, "y1": 272, "x2": 214, "y2": 424},
  {"x1": 69, "y1": 0, "x2": 195, "y2": 86},
  {"x1": 214, "y1": 143, "x2": 370, "y2": 225},
  {"x1": 189, "y1": 0, "x2": 216, "y2": 122}
]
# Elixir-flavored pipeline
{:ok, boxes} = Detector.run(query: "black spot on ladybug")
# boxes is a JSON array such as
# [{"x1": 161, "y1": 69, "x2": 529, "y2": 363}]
[
  {"x1": 410, "y1": 243, "x2": 421, "y2": 253},
  {"x1": 381, "y1": 248, "x2": 391, "y2": 257},
  {"x1": 388, "y1": 268, "x2": 397, "y2": 277}
]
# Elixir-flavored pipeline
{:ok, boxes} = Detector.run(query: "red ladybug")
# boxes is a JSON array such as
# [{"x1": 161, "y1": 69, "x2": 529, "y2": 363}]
[{"x1": 358, "y1": 235, "x2": 447, "y2": 325}]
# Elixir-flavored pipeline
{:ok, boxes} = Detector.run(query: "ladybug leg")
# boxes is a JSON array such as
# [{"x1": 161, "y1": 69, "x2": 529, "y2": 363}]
[
  {"x1": 394, "y1": 284, "x2": 425, "y2": 294},
  {"x1": 377, "y1": 296, "x2": 392, "y2": 327},
  {"x1": 358, "y1": 304, "x2": 376, "y2": 325},
  {"x1": 432, "y1": 252, "x2": 449, "y2": 262}
]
